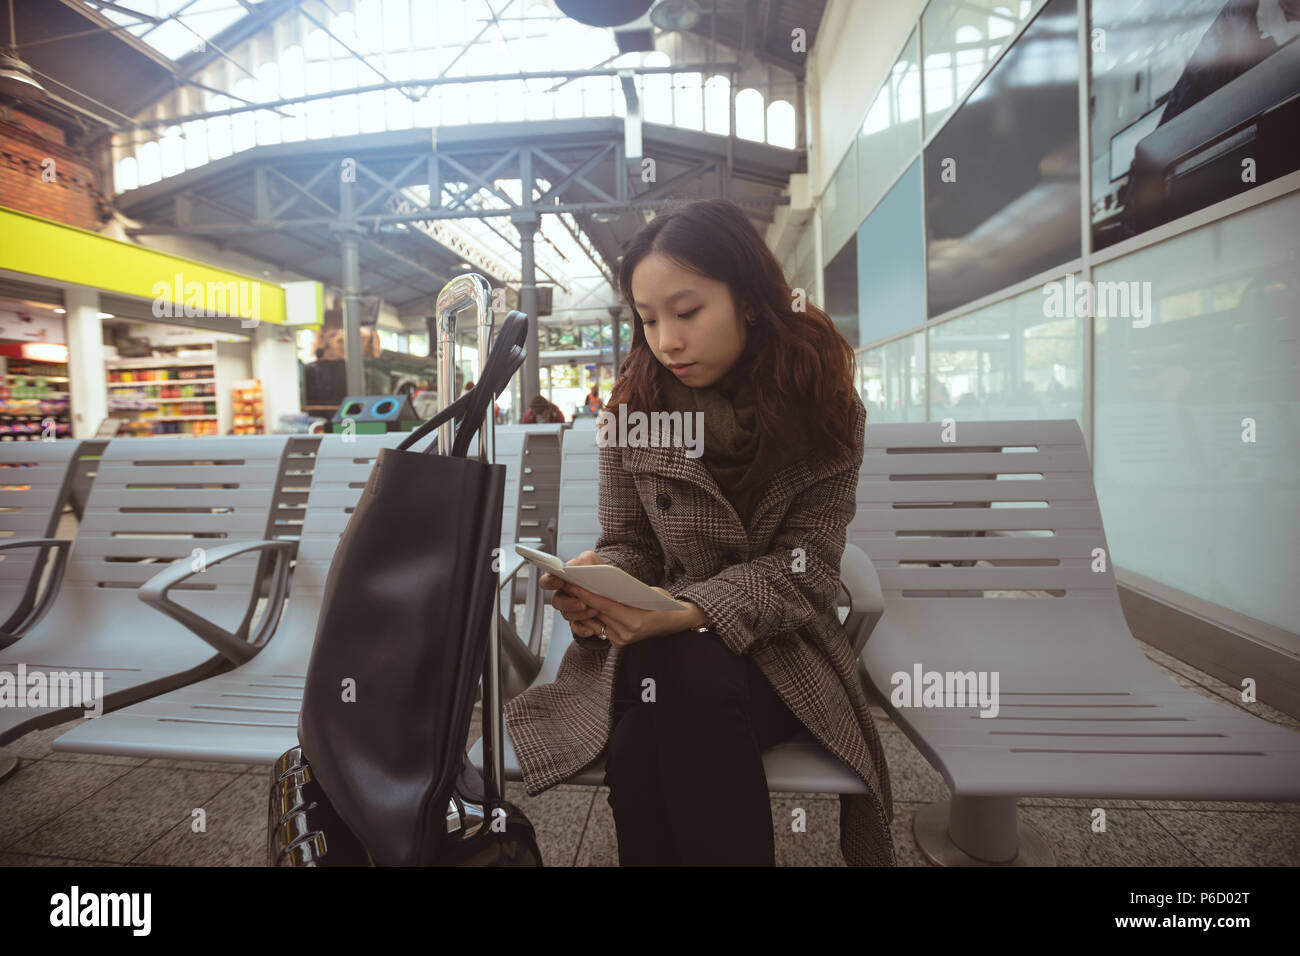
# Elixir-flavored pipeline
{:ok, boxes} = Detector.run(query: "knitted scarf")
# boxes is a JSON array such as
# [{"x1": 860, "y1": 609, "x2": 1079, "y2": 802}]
[{"x1": 656, "y1": 359, "x2": 806, "y2": 528}]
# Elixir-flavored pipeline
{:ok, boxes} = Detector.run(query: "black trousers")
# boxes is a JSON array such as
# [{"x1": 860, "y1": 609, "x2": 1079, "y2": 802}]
[{"x1": 603, "y1": 628, "x2": 805, "y2": 866}]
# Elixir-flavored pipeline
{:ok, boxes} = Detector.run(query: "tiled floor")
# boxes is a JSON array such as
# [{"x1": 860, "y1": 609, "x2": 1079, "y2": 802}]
[{"x1": 2, "y1": 521, "x2": 1298, "y2": 866}]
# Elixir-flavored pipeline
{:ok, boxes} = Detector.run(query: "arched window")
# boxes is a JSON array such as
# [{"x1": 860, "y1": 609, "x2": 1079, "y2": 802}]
[
  {"x1": 642, "y1": 50, "x2": 672, "y2": 124},
  {"x1": 735, "y1": 87, "x2": 764, "y2": 141},
  {"x1": 231, "y1": 78, "x2": 258, "y2": 152},
  {"x1": 116, "y1": 156, "x2": 139, "y2": 192},
  {"x1": 279, "y1": 45, "x2": 306, "y2": 142},
  {"x1": 766, "y1": 99, "x2": 795, "y2": 148},
  {"x1": 206, "y1": 95, "x2": 232, "y2": 160},
  {"x1": 255, "y1": 63, "x2": 282, "y2": 146},
  {"x1": 673, "y1": 71, "x2": 703, "y2": 130},
  {"x1": 280, "y1": 44, "x2": 305, "y2": 97},
  {"x1": 704, "y1": 74, "x2": 730, "y2": 134},
  {"x1": 334, "y1": 10, "x2": 359, "y2": 47},
  {"x1": 304, "y1": 26, "x2": 329, "y2": 61},
  {"x1": 304, "y1": 55, "x2": 332, "y2": 139},
  {"x1": 182, "y1": 119, "x2": 207, "y2": 169},
  {"x1": 159, "y1": 126, "x2": 185, "y2": 178},
  {"x1": 137, "y1": 140, "x2": 162, "y2": 186},
  {"x1": 331, "y1": 59, "x2": 360, "y2": 137}
]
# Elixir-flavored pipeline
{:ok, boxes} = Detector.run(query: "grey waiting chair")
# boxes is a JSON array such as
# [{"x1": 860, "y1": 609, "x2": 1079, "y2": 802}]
[
  {"x1": 0, "y1": 439, "x2": 84, "y2": 648},
  {"x1": 65, "y1": 439, "x2": 109, "y2": 520},
  {"x1": 515, "y1": 423, "x2": 566, "y2": 554},
  {"x1": 850, "y1": 418, "x2": 1300, "y2": 866},
  {"x1": 0, "y1": 435, "x2": 292, "y2": 753},
  {"x1": 468, "y1": 423, "x2": 882, "y2": 794},
  {"x1": 0, "y1": 438, "x2": 85, "y2": 782},
  {"x1": 506, "y1": 423, "x2": 566, "y2": 658},
  {"x1": 54, "y1": 431, "x2": 532, "y2": 764}
]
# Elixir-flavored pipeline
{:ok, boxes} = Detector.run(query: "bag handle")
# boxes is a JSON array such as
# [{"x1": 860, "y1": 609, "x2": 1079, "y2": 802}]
[
  {"x1": 394, "y1": 385, "x2": 472, "y2": 454},
  {"x1": 450, "y1": 311, "x2": 527, "y2": 458},
  {"x1": 396, "y1": 310, "x2": 528, "y2": 456}
]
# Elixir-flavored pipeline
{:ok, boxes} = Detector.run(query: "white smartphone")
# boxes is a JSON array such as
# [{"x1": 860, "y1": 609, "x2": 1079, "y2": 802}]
[{"x1": 514, "y1": 543, "x2": 688, "y2": 612}]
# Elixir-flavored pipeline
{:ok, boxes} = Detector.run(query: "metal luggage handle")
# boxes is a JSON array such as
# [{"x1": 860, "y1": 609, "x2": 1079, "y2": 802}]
[
  {"x1": 429, "y1": 273, "x2": 528, "y2": 810},
  {"x1": 395, "y1": 309, "x2": 526, "y2": 456}
]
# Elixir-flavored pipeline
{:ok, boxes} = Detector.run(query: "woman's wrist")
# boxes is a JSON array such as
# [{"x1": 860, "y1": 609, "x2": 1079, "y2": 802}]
[
  {"x1": 648, "y1": 601, "x2": 709, "y2": 639},
  {"x1": 681, "y1": 601, "x2": 709, "y2": 631}
]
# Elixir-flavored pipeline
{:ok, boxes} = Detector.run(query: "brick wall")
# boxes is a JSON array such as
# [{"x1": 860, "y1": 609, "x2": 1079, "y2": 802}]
[{"x1": 0, "y1": 108, "x2": 109, "y2": 230}]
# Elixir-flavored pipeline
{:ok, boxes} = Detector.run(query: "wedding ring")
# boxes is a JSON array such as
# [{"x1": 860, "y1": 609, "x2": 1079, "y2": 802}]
[{"x1": 600, "y1": 623, "x2": 608, "y2": 640}]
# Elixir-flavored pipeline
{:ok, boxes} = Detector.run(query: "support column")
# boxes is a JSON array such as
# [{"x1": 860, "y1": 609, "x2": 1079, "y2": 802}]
[
  {"x1": 251, "y1": 321, "x2": 301, "y2": 433},
  {"x1": 514, "y1": 213, "x2": 541, "y2": 408},
  {"x1": 511, "y1": 364, "x2": 521, "y2": 424},
  {"x1": 795, "y1": 79, "x2": 806, "y2": 151},
  {"x1": 340, "y1": 235, "x2": 364, "y2": 397},
  {"x1": 64, "y1": 287, "x2": 106, "y2": 439},
  {"x1": 608, "y1": 305, "x2": 623, "y2": 380},
  {"x1": 338, "y1": 176, "x2": 364, "y2": 396}
]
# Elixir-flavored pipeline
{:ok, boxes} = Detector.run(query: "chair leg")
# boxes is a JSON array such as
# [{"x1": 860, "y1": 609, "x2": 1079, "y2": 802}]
[
  {"x1": 912, "y1": 795, "x2": 1055, "y2": 866},
  {"x1": 0, "y1": 755, "x2": 19, "y2": 784}
]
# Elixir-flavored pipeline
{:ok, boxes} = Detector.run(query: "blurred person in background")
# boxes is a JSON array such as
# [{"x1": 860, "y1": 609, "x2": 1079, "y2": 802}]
[{"x1": 522, "y1": 393, "x2": 566, "y2": 423}]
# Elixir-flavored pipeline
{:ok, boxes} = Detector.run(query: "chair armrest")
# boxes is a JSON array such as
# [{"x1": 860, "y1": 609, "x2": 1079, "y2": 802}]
[
  {"x1": 839, "y1": 543, "x2": 884, "y2": 659},
  {"x1": 497, "y1": 551, "x2": 528, "y2": 591},
  {"x1": 0, "y1": 538, "x2": 72, "y2": 551},
  {"x1": 139, "y1": 539, "x2": 297, "y2": 665},
  {"x1": 0, "y1": 538, "x2": 73, "y2": 647}
]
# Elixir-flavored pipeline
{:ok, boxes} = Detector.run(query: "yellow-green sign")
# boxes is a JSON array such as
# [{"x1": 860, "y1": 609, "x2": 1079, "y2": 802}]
[{"x1": 0, "y1": 205, "x2": 306, "y2": 326}]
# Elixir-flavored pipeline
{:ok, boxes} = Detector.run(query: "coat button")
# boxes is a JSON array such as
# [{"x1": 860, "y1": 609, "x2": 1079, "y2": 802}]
[
  {"x1": 724, "y1": 551, "x2": 742, "y2": 564},
  {"x1": 670, "y1": 556, "x2": 684, "y2": 574},
  {"x1": 655, "y1": 493, "x2": 672, "y2": 510}
]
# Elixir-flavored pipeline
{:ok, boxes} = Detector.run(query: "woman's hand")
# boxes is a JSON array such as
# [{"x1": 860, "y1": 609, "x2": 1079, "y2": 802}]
[
  {"x1": 540, "y1": 551, "x2": 607, "y2": 639},
  {"x1": 574, "y1": 585, "x2": 706, "y2": 647},
  {"x1": 540, "y1": 551, "x2": 707, "y2": 647}
]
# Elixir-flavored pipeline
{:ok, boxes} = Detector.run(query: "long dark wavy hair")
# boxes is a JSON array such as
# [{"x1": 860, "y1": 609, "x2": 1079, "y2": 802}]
[{"x1": 607, "y1": 198, "x2": 858, "y2": 466}]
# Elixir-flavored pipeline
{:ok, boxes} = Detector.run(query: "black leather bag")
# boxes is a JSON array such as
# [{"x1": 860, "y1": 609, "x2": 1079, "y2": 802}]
[{"x1": 276, "y1": 310, "x2": 541, "y2": 867}]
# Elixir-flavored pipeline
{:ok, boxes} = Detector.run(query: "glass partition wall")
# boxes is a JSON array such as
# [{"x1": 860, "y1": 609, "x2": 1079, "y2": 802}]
[{"x1": 825, "y1": 0, "x2": 1299, "y2": 637}]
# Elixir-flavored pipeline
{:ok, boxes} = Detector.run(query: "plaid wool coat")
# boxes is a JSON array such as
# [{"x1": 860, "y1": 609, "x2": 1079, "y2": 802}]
[{"x1": 502, "y1": 391, "x2": 897, "y2": 866}]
